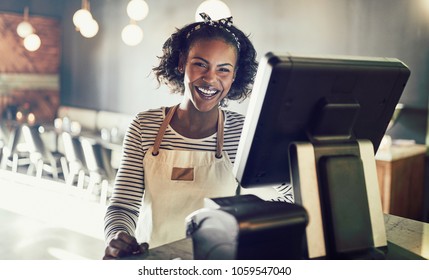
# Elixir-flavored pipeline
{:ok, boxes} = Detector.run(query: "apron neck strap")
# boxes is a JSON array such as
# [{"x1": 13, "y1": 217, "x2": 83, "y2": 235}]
[
  {"x1": 215, "y1": 108, "x2": 224, "y2": 158},
  {"x1": 152, "y1": 104, "x2": 177, "y2": 156},
  {"x1": 152, "y1": 104, "x2": 224, "y2": 158}
]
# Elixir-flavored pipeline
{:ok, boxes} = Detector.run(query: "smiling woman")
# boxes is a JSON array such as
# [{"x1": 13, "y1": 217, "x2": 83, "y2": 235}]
[{"x1": 102, "y1": 13, "x2": 260, "y2": 260}]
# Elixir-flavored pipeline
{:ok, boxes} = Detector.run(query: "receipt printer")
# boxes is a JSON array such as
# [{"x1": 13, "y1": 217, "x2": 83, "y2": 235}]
[{"x1": 185, "y1": 195, "x2": 308, "y2": 260}]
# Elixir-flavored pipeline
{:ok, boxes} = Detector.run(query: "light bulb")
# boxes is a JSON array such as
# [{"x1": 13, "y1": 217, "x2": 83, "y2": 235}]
[
  {"x1": 16, "y1": 21, "x2": 33, "y2": 38},
  {"x1": 73, "y1": 8, "x2": 93, "y2": 28},
  {"x1": 79, "y1": 19, "x2": 99, "y2": 38},
  {"x1": 27, "y1": 113, "x2": 36, "y2": 125},
  {"x1": 127, "y1": 0, "x2": 149, "y2": 21},
  {"x1": 16, "y1": 111, "x2": 23, "y2": 121},
  {"x1": 23, "y1": 33, "x2": 41, "y2": 52},
  {"x1": 195, "y1": 0, "x2": 231, "y2": 21},
  {"x1": 121, "y1": 23, "x2": 143, "y2": 46}
]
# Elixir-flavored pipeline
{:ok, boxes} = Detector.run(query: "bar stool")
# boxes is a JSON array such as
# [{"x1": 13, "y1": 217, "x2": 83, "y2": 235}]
[
  {"x1": 61, "y1": 131, "x2": 87, "y2": 188},
  {"x1": 0, "y1": 123, "x2": 7, "y2": 163},
  {"x1": 0, "y1": 139, "x2": 3, "y2": 163},
  {"x1": 79, "y1": 136, "x2": 113, "y2": 203},
  {"x1": 21, "y1": 124, "x2": 65, "y2": 180},
  {"x1": 98, "y1": 143, "x2": 118, "y2": 206},
  {"x1": 1, "y1": 124, "x2": 31, "y2": 172}
]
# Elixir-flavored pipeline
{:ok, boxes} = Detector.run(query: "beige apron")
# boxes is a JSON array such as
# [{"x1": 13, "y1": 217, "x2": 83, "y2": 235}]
[{"x1": 135, "y1": 105, "x2": 237, "y2": 248}]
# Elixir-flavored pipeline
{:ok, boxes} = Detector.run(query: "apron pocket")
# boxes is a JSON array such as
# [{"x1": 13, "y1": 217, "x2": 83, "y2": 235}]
[{"x1": 171, "y1": 167, "x2": 194, "y2": 181}]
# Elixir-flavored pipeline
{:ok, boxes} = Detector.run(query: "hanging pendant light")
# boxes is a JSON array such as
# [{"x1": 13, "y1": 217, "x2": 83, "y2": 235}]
[
  {"x1": 122, "y1": 0, "x2": 149, "y2": 46},
  {"x1": 16, "y1": 7, "x2": 34, "y2": 38},
  {"x1": 195, "y1": 0, "x2": 231, "y2": 21},
  {"x1": 23, "y1": 33, "x2": 41, "y2": 52},
  {"x1": 73, "y1": 0, "x2": 99, "y2": 38},
  {"x1": 80, "y1": 18, "x2": 99, "y2": 38},
  {"x1": 73, "y1": 10, "x2": 92, "y2": 29},
  {"x1": 73, "y1": 0, "x2": 92, "y2": 29},
  {"x1": 17, "y1": 7, "x2": 41, "y2": 52},
  {"x1": 121, "y1": 21, "x2": 143, "y2": 46},
  {"x1": 17, "y1": 21, "x2": 33, "y2": 38},
  {"x1": 127, "y1": 0, "x2": 149, "y2": 21}
]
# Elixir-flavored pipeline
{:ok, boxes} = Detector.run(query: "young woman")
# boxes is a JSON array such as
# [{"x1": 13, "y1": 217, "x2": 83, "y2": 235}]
[{"x1": 103, "y1": 13, "x2": 259, "y2": 259}]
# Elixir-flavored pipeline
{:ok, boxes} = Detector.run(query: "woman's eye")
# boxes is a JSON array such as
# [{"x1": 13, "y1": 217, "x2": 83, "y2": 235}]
[
  {"x1": 218, "y1": 68, "x2": 231, "y2": 73},
  {"x1": 194, "y1": 62, "x2": 207, "y2": 68}
]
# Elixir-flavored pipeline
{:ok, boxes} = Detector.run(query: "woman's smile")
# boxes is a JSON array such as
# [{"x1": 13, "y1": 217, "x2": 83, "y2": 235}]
[{"x1": 194, "y1": 84, "x2": 222, "y2": 99}]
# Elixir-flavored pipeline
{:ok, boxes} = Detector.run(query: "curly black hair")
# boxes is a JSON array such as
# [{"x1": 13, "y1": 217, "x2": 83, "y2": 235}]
[{"x1": 152, "y1": 20, "x2": 258, "y2": 107}]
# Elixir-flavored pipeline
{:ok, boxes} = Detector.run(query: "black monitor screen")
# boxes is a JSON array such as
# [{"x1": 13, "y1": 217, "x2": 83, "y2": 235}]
[{"x1": 233, "y1": 52, "x2": 410, "y2": 188}]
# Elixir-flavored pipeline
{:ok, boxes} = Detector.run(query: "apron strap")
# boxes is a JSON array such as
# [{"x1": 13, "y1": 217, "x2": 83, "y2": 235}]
[
  {"x1": 152, "y1": 105, "x2": 225, "y2": 158},
  {"x1": 152, "y1": 105, "x2": 178, "y2": 156},
  {"x1": 215, "y1": 109, "x2": 224, "y2": 158}
]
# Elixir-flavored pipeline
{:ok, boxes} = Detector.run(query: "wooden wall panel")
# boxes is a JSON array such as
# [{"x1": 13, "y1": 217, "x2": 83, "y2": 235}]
[
  {"x1": 0, "y1": 12, "x2": 60, "y2": 123},
  {"x1": 0, "y1": 12, "x2": 60, "y2": 74}
]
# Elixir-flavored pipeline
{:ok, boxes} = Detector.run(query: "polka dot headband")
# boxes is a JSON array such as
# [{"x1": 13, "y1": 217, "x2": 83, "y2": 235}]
[{"x1": 186, "y1": 12, "x2": 241, "y2": 51}]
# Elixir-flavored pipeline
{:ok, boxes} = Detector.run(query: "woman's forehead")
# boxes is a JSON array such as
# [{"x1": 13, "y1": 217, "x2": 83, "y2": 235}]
[{"x1": 187, "y1": 38, "x2": 237, "y2": 61}]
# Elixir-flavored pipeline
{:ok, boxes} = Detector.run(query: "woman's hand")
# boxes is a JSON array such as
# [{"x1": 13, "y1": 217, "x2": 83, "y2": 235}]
[{"x1": 103, "y1": 231, "x2": 149, "y2": 260}]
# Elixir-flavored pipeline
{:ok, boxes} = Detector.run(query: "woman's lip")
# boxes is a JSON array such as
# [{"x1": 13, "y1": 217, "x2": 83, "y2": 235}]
[{"x1": 195, "y1": 86, "x2": 220, "y2": 98}]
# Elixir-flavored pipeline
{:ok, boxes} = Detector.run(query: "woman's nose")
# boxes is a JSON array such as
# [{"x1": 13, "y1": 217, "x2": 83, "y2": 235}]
[{"x1": 202, "y1": 69, "x2": 217, "y2": 83}]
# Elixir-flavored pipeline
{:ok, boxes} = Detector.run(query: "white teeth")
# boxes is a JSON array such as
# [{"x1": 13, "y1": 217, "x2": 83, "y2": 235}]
[{"x1": 197, "y1": 87, "x2": 217, "y2": 96}]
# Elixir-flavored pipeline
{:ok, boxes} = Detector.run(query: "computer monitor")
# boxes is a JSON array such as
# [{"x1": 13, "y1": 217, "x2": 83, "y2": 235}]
[
  {"x1": 233, "y1": 52, "x2": 410, "y2": 189},
  {"x1": 232, "y1": 53, "x2": 411, "y2": 258}
]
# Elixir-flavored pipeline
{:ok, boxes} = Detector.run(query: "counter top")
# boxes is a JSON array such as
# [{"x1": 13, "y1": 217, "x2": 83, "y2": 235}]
[
  {"x1": 1, "y1": 169, "x2": 427, "y2": 260},
  {"x1": 125, "y1": 214, "x2": 429, "y2": 260},
  {"x1": 384, "y1": 214, "x2": 429, "y2": 259},
  {"x1": 125, "y1": 238, "x2": 193, "y2": 260},
  {"x1": 0, "y1": 169, "x2": 106, "y2": 259},
  {"x1": 375, "y1": 144, "x2": 427, "y2": 161}
]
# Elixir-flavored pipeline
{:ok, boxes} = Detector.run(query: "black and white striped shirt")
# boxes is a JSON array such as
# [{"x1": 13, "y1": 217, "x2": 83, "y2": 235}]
[{"x1": 104, "y1": 107, "x2": 245, "y2": 243}]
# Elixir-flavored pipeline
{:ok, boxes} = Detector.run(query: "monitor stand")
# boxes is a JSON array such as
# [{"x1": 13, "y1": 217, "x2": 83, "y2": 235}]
[{"x1": 290, "y1": 140, "x2": 388, "y2": 259}]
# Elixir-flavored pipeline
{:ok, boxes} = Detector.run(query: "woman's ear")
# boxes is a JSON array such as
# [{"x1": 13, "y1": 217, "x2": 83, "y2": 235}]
[
  {"x1": 233, "y1": 67, "x2": 238, "y2": 81},
  {"x1": 178, "y1": 54, "x2": 186, "y2": 73}
]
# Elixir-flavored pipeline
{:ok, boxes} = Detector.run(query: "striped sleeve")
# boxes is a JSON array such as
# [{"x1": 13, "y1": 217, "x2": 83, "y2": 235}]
[
  {"x1": 104, "y1": 110, "x2": 158, "y2": 244},
  {"x1": 223, "y1": 110, "x2": 245, "y2": 164}
]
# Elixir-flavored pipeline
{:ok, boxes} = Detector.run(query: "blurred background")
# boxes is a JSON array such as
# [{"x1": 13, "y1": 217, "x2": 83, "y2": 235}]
[{"x1": 1, "y1": 0, "x2": 428, "y2": 141}]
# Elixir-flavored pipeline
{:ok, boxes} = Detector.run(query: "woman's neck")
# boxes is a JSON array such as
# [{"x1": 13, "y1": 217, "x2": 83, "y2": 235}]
[{"x1": 169, "y1": 103, "x2": 219, "y2": 139}]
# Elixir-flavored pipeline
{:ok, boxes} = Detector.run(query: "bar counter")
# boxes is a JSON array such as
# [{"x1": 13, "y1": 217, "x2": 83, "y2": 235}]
[
  {"x1": 124, "y1": 214, "x2": 429, "y2": 260},
  {"x1": 0, "y1": 170, "x2": 427, "y2": 260}
]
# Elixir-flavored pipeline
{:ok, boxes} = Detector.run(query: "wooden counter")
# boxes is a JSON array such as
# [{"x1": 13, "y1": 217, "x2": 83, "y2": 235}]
[
  {"x1": 124, "y1": 214, "x2": 428, "y2": 260},
  {"x1": 375, "y1": 144, "x2": 427, "y2": 221}
]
